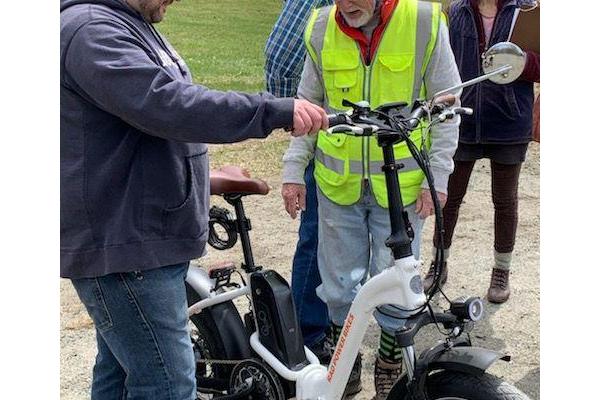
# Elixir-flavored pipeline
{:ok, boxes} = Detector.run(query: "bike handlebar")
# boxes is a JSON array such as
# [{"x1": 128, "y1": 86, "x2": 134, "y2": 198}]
[
  {"x1": 326, "y1": 100, "x2": 473, "y2": 136},
  {"x1": 328, "y1": 124, "x2": 371, "y2": 135},
  {"x1": 327, "y1": 114, "x2": 350, "y2": 127},
  {"x1": 407, "y1": 106, "x2": 427, "y2": 129}
]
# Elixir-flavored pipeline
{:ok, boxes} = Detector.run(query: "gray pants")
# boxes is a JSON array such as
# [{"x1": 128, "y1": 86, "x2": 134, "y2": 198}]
[{"x1": 316, "y1": 182, "x2": 424, "y2": 334}]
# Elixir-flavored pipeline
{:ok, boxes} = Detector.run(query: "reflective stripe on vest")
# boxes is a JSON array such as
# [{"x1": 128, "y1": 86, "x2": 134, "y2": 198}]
[
  {"x1": 315, "y1": 147, "x2": 422, "y2": 175},
  {"x1": 306, "y1": 0, "x2": 440, "y2": 207}
]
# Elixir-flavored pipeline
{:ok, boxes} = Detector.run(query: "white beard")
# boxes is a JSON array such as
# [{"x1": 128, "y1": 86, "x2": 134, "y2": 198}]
[{"x1": 341, "y1": 9, "x2": 374, "y2": 28}]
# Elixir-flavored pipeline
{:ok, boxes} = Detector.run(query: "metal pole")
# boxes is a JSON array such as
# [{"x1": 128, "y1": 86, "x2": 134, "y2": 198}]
[{"x1": 432, "y1": 64, "x2": 513, "y2": 99}]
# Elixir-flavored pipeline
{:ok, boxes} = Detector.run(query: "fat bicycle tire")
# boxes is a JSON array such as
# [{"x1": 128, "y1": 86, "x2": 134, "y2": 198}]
[{"x1": 388, "y1": 370, "x2": 530, "y2": 400}]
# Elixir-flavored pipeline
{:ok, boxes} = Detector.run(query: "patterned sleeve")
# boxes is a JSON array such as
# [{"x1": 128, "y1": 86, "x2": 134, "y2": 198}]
[{"x1": 264, "y1": 0, "x2": 333, "y2": 97}]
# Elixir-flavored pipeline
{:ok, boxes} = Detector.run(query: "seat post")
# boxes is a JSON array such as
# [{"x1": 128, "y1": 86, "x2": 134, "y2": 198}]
[{"x1": 224, "y1": 194, "x2": 258, "y2": 272}]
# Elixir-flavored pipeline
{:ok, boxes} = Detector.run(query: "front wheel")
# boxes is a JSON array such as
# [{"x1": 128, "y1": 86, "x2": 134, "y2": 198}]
[{"x1": 389, "y1": 370, "x2": 530, "y2": 400}]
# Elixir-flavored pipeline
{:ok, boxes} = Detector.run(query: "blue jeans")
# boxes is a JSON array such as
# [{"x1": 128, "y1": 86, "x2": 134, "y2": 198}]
[
  {"x1": 71, "y1": 263, "x2": 196, "y2": 400},
  {"x1": 291, "y1": 161, "x2": 330, "y2": 346},
  {"x1": 316, "y1": 181, "x2": 424, "y2": 334}
]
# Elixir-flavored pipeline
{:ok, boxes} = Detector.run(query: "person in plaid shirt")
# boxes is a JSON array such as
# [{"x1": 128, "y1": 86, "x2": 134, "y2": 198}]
[
  {"x1": 264, "y1": 0, "x2": 334, "y2": 364},
  {"x1": 265, "y1": 0, "x2": 334, "y2": 97}
]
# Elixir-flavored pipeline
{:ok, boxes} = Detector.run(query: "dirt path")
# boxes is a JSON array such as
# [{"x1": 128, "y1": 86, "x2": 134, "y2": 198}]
[{"x1": 60, "y1": 142, "x2": 539, "y2": 400}]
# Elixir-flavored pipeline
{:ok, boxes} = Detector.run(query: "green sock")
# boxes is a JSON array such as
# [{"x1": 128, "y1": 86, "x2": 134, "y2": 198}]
[
  {"x1": 330, "y1": 323, "x2": 343, "y2": 343},
  {"x1": 378, "y1": 330, "x2": 402, "y2": 363},
  {"x1": 494, "y1": 250, "x2": 512, "y2": 270}
]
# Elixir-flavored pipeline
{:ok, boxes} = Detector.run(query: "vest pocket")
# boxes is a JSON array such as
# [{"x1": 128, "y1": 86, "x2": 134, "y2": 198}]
[
  {"x1": 375, "y1": 53, "x2": 414, "y2": 104},
  {"x1": 315, "y1": 133, "x2": 349, "y2": 187},
  {"x1": 504, "y1": 86, "x2": 522, "y2": 117},
  {"x1": 378, "y1": 54, "x2": 413, "y2": 72},
  {"x1": 321, "y1": 50, "x2": 361, "y2": 109},
  {"x1": 483, "y1": 83, "x2": 521, "y2": 120}
]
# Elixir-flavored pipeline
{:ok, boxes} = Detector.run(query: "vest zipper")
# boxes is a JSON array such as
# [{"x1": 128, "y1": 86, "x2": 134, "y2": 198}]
[
  {"x1": 353, "y1": 13, "x2": 394, "y2": 200},
  {"x1": 362, "y1": 21, "x2": 390, "y2": 192},
  {"x1": 363, "y1": 62, "x2": 372, "y2": 187},
  {"x1": 357, "y1": 41, "x2": 372, "y2": 197}
]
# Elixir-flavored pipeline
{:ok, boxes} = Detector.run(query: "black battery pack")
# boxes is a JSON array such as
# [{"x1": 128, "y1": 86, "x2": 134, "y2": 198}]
[{"x1": 250, "y1": 270, "x2": 309, "y2": 371}]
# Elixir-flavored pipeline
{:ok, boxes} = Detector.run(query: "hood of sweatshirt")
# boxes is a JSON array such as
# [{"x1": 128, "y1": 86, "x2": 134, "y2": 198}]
[{"x1": 60, "y1": 0, "x2": 140, "y2": 19}]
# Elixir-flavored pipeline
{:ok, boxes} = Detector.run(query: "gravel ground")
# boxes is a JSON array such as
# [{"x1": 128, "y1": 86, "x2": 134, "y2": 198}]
[{"x1": 60, "y1": 142, "x2": 539, "y2": 400}]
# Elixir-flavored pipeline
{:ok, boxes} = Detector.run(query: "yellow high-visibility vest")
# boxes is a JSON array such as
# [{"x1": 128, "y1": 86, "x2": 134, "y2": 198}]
[{"x1": 305, "y1": 0, "x2": 441, "y2": 207}]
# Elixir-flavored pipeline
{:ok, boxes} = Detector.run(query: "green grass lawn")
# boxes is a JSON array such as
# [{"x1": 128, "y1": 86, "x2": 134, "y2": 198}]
[
  {"x1": 157, "y1": 0, "x2": 292, "y2": 174},
  {"x1": 159, "y1": 0, "x2": 283, "y2": 92}
]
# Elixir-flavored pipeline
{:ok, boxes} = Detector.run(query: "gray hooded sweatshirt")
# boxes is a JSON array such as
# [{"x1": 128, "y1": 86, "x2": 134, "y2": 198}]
[{"x1": 60, "y1": 0, "x2": 294, "y2": 278}]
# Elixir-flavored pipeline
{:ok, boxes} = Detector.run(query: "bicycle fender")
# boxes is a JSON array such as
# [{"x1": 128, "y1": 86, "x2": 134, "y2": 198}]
[
  {"x1": 426, "y1": 345, "x2": 505, "y2": 376},
  {"x1": 388, "y1": 345, "x2": 508, "y2": 399},
  {"x1": 186, "y1": 267, "x2": 252, "y2": 359},
  {"x1": 207, "y1": 300, "x2": 252, "y2": 360}
]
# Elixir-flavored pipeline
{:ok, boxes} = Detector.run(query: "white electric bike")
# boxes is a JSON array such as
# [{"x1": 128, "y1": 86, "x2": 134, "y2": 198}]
[{"x1": 185, "y1": 42, "x2": 532, "y2": 400}]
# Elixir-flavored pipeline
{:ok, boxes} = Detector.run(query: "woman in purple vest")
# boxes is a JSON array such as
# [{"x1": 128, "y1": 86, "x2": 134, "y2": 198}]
[{"x1": 424, "y1": 0, "x2": 540, "y2": 303}]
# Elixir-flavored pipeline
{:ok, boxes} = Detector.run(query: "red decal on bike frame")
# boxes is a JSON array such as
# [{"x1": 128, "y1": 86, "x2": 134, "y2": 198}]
[{"x1": 326, "y1": 313, "x2": 355, "y2": 382}]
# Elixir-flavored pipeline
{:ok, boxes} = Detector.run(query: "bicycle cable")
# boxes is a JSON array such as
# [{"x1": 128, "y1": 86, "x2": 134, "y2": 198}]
[
  {"x1": 208, "y1": 206, "x2": 238, "y2": 250},
  {"x1": 371, "y1": 109, "x2": 461, "y2": 339}
]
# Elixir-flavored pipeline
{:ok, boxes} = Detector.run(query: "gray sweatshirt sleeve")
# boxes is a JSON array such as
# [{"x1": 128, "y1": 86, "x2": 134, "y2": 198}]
[
  {"x1": 64, "y1": 20, "x2": 294, "y2": 143},
  {"x1": 421, "y1": 20, "x2": 462, "y2": 194},
  {"x1": 281, "y1": 55, "x2": 323, "y2": 185}
]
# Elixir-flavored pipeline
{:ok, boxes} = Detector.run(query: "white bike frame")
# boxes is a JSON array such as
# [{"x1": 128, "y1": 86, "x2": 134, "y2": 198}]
[
  {"x1": 185, "y1": 50, "x2": 524, "y2": 399},
  {"x1": 186, "y1": 252, "x2": 425, "y2": 400}
]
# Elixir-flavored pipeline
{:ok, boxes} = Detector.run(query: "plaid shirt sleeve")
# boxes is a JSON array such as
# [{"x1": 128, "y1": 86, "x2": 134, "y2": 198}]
[{"x1": 265, "y1": 0, "x2": 333, "y2": 98}]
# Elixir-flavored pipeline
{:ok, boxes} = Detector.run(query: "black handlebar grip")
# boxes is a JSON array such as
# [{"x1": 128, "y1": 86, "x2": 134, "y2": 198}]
[
  {"x1": 410, "y1": 106, "x2": 426, "y2": 121},
  {"x1": 328, "y1": 114, "x2": 349, "y2": 127},
  {"x1": 407, "y1": 106, "x2": 426, "y2": 129}
]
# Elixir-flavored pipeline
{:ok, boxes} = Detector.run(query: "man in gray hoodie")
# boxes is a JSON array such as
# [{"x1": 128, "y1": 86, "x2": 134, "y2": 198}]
[{"x1": 60, "y1": 0, "x2": 326, "y2": 398}]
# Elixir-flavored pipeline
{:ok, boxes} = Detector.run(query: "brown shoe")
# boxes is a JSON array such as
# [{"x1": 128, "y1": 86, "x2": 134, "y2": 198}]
[
  {"x1": 487, "y1": 268, "x2": 510, "y2": 303},
  {"x1": 372, "y1": 356, "x2": 402, "y2": 400},
  {"x1": 423, "y1": 261, "x2": 448, "y2": 293}
]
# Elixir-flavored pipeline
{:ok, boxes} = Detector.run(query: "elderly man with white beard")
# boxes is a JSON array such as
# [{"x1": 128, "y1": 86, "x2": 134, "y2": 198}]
[{"x1": 281, "y1": 0, "x2": 461, "y2": 397}]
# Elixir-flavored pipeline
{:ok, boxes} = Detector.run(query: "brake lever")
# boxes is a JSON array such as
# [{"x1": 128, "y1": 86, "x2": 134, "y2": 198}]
[
  {"x1": 327, "y1": 123, "x2": 380, "y2": 136},
  {"x1": 327, "y1": 124, "x2": 364, "y2": 135},
  {"x1": 341, "y1": 99, "x2": 371, "y2": 116},
  {"x1": 453, "y1": 107, "x2": 473, "y2": 116},
  {"x1": 357, "y1": 114, "x2": 394, "y2": 130},
  {"x1": 341, "y1": 99, "x2": 361, "y2": 109},
  {"x1": 375, "y1": 101, "x2": 409, "y2": 114},
  {"x1": 428, "y1": 106, "x2": 474, "y2": 126}
]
